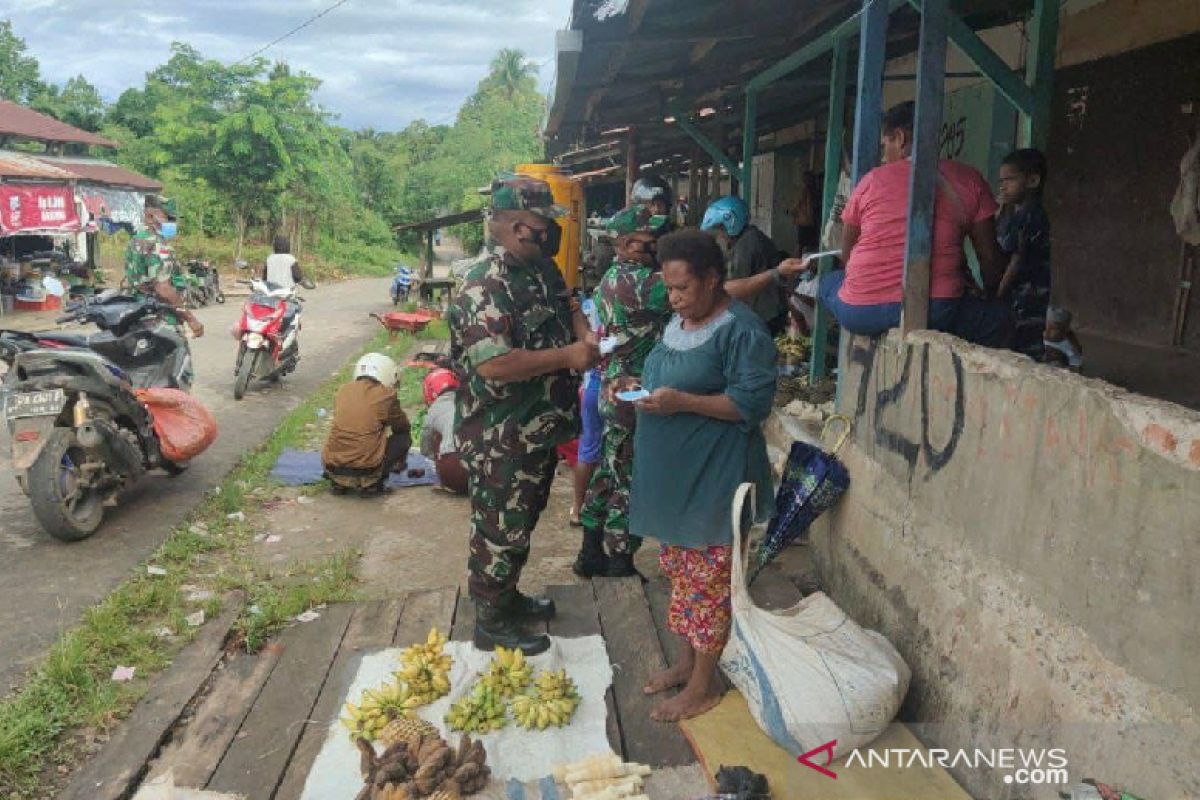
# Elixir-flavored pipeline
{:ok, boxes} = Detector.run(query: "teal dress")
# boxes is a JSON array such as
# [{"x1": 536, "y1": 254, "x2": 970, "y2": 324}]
[{"x1": 630, "y1": 299, "x2": 777, "y2": 547}]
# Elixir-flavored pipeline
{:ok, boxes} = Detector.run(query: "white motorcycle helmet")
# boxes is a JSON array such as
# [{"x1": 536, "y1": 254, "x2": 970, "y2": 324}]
[{"x1": 354, "y1": 353, "x2": 399, "y2": 387}]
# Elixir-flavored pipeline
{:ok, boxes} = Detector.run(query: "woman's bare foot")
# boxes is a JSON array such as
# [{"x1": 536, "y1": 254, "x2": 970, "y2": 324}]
[
  {"x1": 643, "y1": 662, "x2": 691, "y2": 695},
  {"x1": 650, "y1": 681, "x2": 722, "y2": 722}
]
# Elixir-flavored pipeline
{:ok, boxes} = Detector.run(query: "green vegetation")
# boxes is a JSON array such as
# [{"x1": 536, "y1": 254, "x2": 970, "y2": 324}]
[
  {"x1": 0, "y1": 326, "x2": 442, "y2": 798},
  {"x1": 0, "y1": 21, "x2": 548, "y2": 271}
]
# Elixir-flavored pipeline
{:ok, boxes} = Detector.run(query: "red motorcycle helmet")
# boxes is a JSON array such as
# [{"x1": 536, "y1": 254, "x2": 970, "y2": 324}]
[{"x1": 423, "y1": 368, "x2": 460, "y2": 405}]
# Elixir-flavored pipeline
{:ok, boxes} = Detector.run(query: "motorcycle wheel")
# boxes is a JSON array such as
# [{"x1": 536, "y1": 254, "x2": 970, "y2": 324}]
[
  {"x1": 28, "y1": 428, "x2": 106, "y2": 541},
  {"x1": 234, "y1": 349, "x2": 258, "y2": 400}
]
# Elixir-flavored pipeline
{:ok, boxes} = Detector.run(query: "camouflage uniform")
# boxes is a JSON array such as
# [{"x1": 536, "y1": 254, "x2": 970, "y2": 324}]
[
  {"x1": 580, "y1": 209, "x2": 672, "y2": 555},
  {"x1": 124, "y1": 231, "x2": 166, "y2": 286},
  {"x1": 449, "y1": 177, "x2": 577, "y2": 604}
]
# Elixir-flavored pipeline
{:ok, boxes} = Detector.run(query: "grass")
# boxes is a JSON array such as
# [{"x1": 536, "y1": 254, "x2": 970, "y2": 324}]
[{"x1": 0, "y1": 324, "x2": 445, "y2": 798}]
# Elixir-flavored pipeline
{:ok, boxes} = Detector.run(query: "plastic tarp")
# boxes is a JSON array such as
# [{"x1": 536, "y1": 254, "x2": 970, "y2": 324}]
[
  {"x1": 136, "y1": 388, "x2": 218, "y2": 464},
  {"x1": 89, "y1": 185, "x2": 146, "y2": 231},
  {"x1": 301, "y1": 637, "x2": 615, "y2": 799}
]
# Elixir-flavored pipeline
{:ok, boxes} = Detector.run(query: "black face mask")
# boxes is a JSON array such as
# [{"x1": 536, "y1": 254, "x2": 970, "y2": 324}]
[{"x1": 541, "y1": 219, "x2": 563, "y2": 258}]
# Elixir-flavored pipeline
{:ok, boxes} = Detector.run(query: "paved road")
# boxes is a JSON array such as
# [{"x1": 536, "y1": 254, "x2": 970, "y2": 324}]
[{"x1": 0, "y1": 277, "x2": 390, "y2": 693}]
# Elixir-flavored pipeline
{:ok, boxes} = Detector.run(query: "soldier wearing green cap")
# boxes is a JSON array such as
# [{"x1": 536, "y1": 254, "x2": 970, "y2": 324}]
[
  {"x1": 449, "y1": 173, "x2": 600, "y2": 655},
  {"x1": 573, "y1": 203, "x2": 672, "y2": 578}
]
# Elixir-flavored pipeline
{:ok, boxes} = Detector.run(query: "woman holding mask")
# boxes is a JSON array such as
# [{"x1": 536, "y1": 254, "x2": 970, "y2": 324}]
[{"x1": 624, "y1": 229, "x2": 777, "y2": 721}]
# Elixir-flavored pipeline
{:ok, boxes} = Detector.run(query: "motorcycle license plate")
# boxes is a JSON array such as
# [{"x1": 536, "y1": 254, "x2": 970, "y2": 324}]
[{"x1": 4, "y1": 388, "x2": 66, "y2": 420}]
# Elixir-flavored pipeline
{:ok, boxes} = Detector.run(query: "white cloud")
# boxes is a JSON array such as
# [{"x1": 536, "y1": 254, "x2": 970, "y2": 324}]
[{"x1": 3, "y1": 0, "x2": 571, "y2": 130}]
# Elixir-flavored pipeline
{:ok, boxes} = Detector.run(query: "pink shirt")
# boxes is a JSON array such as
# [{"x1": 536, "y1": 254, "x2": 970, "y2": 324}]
[{"x1": 839, "y1": 159, "x2": 998, "y2": 305}]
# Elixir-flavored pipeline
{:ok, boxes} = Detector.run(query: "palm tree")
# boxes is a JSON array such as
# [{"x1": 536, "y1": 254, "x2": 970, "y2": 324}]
[{"x1": 488, "y1": 48, "x2": 536, "y2": 98}]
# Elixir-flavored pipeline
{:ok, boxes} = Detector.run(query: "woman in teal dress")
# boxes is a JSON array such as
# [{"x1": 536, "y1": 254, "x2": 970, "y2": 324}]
[{"x1": 625, "y1": 229, "x2": 777, "y2": 722}]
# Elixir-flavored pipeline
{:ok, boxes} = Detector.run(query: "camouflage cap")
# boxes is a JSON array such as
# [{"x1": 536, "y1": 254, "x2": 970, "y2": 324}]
[
  {"x1": 490, "y1": 172, "x2": 566, "y2": 218},
  {"x1": 605, "y1": 203, "x2": 669, "y2": 236}
]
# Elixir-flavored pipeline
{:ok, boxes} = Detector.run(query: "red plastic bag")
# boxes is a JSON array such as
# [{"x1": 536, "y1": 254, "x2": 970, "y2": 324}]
[
  {"x1": 556, "y1": 439, "x2": 579, "y2": 469},
  {"x1": 135, "y1": 388, "x2": 218, "y2": 464}
]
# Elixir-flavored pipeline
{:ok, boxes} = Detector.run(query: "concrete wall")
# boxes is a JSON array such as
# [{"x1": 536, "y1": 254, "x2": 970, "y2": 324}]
[{"x1": 784, "y1": 332, "x2": 1200, "y2": 799}]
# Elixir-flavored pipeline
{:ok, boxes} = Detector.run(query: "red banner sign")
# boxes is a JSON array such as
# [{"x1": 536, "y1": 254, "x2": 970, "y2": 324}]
[{"x1": 0, "y1": 184, "x2": 81, "y2": 235}]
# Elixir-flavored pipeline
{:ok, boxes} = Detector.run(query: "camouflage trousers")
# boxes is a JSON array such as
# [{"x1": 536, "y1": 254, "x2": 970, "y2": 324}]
[
  {"x1": 579, "y1": 397, "x2": 642, "y2": 556},
  {"x1": 464, "y1": 447, "x2": 558, "y2": 603}
]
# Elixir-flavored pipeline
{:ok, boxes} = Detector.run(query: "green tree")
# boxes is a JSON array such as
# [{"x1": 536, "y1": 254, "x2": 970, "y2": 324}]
[
  {"x1": 0, "y1": 20, "x2": 44, "y2": 104},
  {"x1": 43, "y1": 75, "x2": 105, "y2": 131},
  {"x1": 486, "y1": 48, "x2": 537, "y2": 99}
]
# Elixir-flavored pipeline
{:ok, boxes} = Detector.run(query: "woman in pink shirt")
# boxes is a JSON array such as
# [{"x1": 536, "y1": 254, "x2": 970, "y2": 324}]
[{"x1": 818, "y1": 102, "x2": 1012, "y2": 346}]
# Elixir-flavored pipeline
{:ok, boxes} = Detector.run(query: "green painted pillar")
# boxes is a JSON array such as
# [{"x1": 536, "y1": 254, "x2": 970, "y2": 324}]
[
  {"x1": 741, "y1": 89, "x2": 758, "y2": 205},
  {"x1": 809, "y1": 36, "x2": 849, "y2": 383},
  {"x1": 1022, "y1": 0, "x2": 1060, "y2": 149}
]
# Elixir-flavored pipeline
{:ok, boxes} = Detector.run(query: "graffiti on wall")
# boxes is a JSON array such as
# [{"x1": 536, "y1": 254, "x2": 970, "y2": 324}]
[{"x1": 848, "y1": 338, "x2": 965, "y2": 480}]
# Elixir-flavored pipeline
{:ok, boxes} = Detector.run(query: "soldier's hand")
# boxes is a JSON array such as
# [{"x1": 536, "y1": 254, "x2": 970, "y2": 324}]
[{"x1": 565, "y1": 337, "x2": 600, "y2": 372}]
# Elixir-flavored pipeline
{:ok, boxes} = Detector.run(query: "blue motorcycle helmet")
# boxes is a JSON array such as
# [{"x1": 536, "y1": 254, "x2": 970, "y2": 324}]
[{"x1": 700, "y1": 195, "x2": 749, "y2": 238}]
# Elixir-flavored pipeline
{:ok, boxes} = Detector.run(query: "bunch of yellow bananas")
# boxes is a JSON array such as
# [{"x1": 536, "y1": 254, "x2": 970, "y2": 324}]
[
  {"x1": 478, "y1": 645, "x2": 532, "y2": 698},
  {"x1": 444, "y1": 681, "x2": 508, "y2": 734},
  {"x1": 511, "y1": 668, "x2": 581, "y2": 730},
  {"x1": 394, "y1": 627, "x2": 453, "y2": 706},
  {"x1": 341, "y1": 680, "x2": 418, "y2": 742}
]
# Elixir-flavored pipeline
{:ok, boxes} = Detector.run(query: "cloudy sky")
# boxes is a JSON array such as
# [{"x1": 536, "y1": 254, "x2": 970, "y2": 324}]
[{"x1": 2, "y1": 0, "x2": 573, "y2": 131}]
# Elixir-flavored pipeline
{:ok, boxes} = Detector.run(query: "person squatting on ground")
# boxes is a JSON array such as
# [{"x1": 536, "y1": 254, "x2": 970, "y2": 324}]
[
  {"x1": 419, "y1": 366, "x2": 468, "y2": 495},
  {"x1": 996, "y1": 148, "x2": 1053, "y2": 358},
  {"x1": 819, "y1": 100, "x2": 1012, "y2": 346},
  {"x1": 448, "y1": 173, "x2": 600, "y2": 656},
  {"x1": 124, "y1": 230, "x2": 205, "y2": 338},
  {"x1": 574, "y1": 202, "x2": 674, "y2": 579},
  {"x1": 321, "y1": 353, "x2": 412, "y2": 495},
  {"x1": 624, "y1": 230, "x2": 777, "y2": 721}
]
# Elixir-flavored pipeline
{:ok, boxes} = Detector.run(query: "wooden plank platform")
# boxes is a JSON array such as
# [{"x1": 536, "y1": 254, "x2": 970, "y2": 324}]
[{"x1": 96, "y1": 582, "x2": 704, "y2": 800}]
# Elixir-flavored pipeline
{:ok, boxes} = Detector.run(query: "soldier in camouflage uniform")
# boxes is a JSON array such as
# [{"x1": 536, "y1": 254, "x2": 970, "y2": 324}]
[
  {"x1": 449, "y1": 174, "x2": 599, "y2": 655},
  {"x1": 574, "y1": 204, "x2": 673, "y2": 578}
]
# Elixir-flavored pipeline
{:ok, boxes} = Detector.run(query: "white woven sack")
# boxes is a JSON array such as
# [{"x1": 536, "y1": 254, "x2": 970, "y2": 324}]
[{"x1": 719, "y1": 483, "x2": 911, "y2": 760}]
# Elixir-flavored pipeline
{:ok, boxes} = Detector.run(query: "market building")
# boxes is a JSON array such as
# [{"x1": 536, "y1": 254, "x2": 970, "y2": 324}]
[
  {"x1": 0, "y1": 99, "x2": 163, "y2": 312},
  {"x1": 547, "y1": 1, "x2": 1200, "y2": 797}
]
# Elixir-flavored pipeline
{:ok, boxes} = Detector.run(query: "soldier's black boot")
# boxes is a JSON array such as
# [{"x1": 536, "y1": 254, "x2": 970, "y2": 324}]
[
  {"x1": 604, "y1": 552, "x2": 642, "y2": 579},
  {"x1": 572, "y1": 528, "x2": 608, "y2": 578},
  {"x1": 503, "y1": 591, "x2": 556, "y2": 621},
  {"x1": 473, "y1": 600, "x2": 551, "y2": 656}
]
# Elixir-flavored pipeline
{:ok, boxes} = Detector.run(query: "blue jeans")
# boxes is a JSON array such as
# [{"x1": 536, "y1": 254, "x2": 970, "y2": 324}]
[
  {"x1": 578, "y1": 369, "x2": 603, "y2": 465},
  {"x1": 818, "y1": 270, "x2": 1012, "y2": 347}
]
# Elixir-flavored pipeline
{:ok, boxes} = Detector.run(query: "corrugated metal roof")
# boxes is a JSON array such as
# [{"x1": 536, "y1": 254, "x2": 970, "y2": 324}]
[
  {"x1": 0, "y1": 100, "x2": 118, "y2": 147},
  {"x1": 0, "y1": 151, "x2": 77, "y2": 180},
  {"x1": 37, "y1": 158, "x2": 163, "y2": 191}
]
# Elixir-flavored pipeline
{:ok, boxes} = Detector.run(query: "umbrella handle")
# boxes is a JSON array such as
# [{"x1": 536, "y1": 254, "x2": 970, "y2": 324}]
[{"x1": 822, "y1": 414, "x2": 853, "y2": 455}]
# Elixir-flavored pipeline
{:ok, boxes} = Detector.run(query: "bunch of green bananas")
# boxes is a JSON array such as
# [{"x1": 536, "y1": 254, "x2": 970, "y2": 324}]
[
  {"x1": 775, "y1": 334, "x2": 810, "y2": 360},
  {"x1": 511, "y1": 669, "x2": 582, "y2": 730},
  {"x1": 478, "y1": 645, "x2": 532, "y2": 698},
  {"x1": 395, "y1": 627, "x2": 453, "y2": 706},
  {"x1": 341, "y1": 680, "x2": 418, "y2": 742},
  {"x1": 444, "y1": 681, "x2": 509, "y2": 733}
]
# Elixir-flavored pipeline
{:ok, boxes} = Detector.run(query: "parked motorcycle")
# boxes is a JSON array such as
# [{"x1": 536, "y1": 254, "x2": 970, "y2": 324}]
[
  {"x1": 0, "y1": 292, "x2": 207, "y2": 541},
  {"x1": 232, "y1": 279, "x2": 303, "y2": 400},
  {"x1": 391, "y1": 264, "x2": 414, "y2": 306},
  {"x1": 184, "y1": 259, "x2": 225, "y2": 306}
]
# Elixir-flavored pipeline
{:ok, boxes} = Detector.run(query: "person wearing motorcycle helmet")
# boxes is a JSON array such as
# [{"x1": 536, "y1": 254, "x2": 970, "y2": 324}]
[
  {"x1": 419, "y1": 368, "x2": 468, "y2": 495},
  {"x1": 448, "y1": 172, "x2": 601, "y2": 655},
  {"x1": 572, "y1": 202, "x2": 673, "y2": 578},
  {"x1": 701, "y1": 195, "x2": 808, "y2": 335},
  {"x1": 631, "y1": 176, "x2": 675, "y2": 224},
  {"x1": 321, "y1": 353, "x2": 412, "y2": 495},
  {"x1": 124, "y1": 230, "x2": 205, "y2": 338}
]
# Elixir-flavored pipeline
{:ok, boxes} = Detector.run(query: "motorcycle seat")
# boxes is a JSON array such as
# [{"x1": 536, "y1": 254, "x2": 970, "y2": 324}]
[{"x1": 33, "y1": 332, "x2": 91, "y2": 348}]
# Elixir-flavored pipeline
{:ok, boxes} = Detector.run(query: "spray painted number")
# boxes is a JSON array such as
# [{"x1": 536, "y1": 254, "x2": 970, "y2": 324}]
[
  {"x1": 939, "y1": 117, "x2": 967, "y2": 160},
  {"x1": 849, "y1": 339, "x2": 965, "y2": 479}
]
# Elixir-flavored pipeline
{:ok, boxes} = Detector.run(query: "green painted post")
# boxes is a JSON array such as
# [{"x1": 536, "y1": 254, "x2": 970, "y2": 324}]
[
  {"x1": 741, "y1": 89, "x2": 757, "y2": 205},
  {"x1": 1023, "y1": 0, "x2": 1060, "y2": 149},
  {"x1": 674, "y1": 114, "x2": 741, "y2": 179},
  {"x1": 809, "y1": 36, "x2": 849, "y2": 383}
]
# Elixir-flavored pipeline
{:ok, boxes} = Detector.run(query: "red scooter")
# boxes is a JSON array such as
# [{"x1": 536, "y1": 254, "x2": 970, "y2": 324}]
[{"x1": 232, "y1": 279, "x2": 303, "y2": 400}]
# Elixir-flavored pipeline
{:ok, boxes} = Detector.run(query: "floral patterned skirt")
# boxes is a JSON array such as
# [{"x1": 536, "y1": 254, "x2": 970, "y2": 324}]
[{"x1": 658, "y1": 544, "x2": 734, "y2": 654}]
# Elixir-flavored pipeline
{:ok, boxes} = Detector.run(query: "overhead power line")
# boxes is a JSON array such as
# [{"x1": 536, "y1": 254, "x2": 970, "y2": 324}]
[{"x1": 234, "y1": 0, "x2": 353, "y2": 65}]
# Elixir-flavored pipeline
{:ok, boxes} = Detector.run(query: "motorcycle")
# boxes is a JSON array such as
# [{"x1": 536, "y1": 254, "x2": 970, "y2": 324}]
[
  {"x1": 390, "y1": 264, "x2": 414, "y2": 306},
  {"x1": 184, "y1": 259, "x2": 225, "y2": 306},
  {"x1": 0, "y1": 292, "x2": 205, "y2": 541},
  {"x1": 232, "y1": 279, "x2": 303, "y2": 400}
]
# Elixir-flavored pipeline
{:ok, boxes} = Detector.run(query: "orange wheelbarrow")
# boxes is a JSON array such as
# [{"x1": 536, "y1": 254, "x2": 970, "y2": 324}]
[{"x1": 370, "y1": 311, "x2": 435, "y2": 338}]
